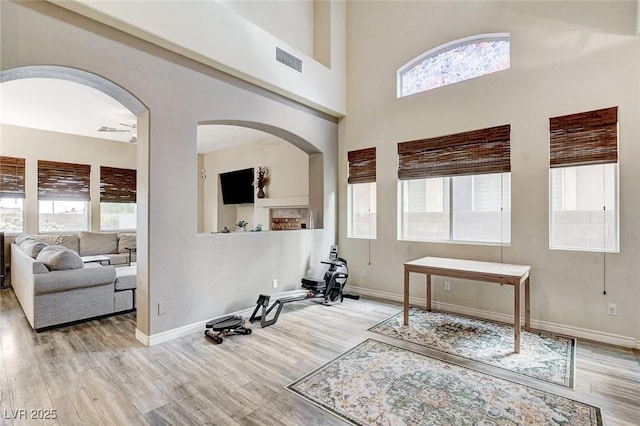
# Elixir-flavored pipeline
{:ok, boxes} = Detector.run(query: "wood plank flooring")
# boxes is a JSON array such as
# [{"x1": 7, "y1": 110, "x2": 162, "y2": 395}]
[{"x1": 1, "y1": 287, "x2": 639, "y2": 425}]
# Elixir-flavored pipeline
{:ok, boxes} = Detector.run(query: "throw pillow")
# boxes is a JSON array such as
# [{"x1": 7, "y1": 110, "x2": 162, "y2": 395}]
[
  {"x1": 14, "y1": 234, "x2": 35, "y2": 245},
  {"x1": 21, "y1": 240, "x2": 48, "y2": 258},
  {"x1": 36, "y1": 245, "x2": 84, "y2": 270}
]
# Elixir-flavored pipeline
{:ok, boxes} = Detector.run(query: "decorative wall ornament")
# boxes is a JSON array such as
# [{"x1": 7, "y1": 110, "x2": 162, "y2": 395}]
[{"x1": 254, "y1": 166, "x2": 269, "y2": 198}]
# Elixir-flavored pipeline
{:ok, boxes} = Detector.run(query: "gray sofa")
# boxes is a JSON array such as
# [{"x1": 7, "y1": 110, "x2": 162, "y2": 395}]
[
  {"x1": 10, "y1": 234, "x2": 136, "y2": 331},
  {"x1": 27, "y1": 231, "x2": 137, "y2": 266}
]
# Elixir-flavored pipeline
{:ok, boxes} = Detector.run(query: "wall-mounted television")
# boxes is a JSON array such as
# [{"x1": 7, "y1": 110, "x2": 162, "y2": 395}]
[{"x1": 220, "y1": 168, "x2": 254, "y2": 205}]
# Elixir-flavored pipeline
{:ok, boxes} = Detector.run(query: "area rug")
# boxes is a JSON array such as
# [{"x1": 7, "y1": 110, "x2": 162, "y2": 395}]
[
  {"x1": 369, "y1": 308, "x2": 575, "y2": 388},
  {"x1": 287, "y1": 339, "x2": 601, "y2": 426}
]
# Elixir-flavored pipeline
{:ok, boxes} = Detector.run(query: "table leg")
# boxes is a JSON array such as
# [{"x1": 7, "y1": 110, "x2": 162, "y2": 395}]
[
  {"x1": 426, "y1": 274, "x2": 432, "y2": 312},
  {"x1": 514, "y1": 281, "x2": 521, "y2": 354},
  {"x1": 525, "y1": 275, "x2": 531, "y2": 332},
  {"x1": 404, "y1": 267, "x2": 410, "y2": 326}
]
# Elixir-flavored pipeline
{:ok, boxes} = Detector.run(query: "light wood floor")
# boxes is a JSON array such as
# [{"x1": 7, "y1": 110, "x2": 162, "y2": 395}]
[{"x1": 1, "y1": 287, "x2": 639, "y2": 425}]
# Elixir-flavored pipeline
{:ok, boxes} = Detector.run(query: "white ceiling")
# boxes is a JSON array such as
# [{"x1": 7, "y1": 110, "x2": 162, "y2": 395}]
[
  {"x1": 0, "y1": 78, "x2": 269, "y2": 151},
  {"x1": 196, "y1": 125, "x2": 272, "y2": 154},
  {"x1": 1, "y1": 78, "x2": 137, "y2": 143}
]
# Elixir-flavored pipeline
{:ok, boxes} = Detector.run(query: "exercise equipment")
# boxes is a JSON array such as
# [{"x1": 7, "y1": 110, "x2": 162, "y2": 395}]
[
  {"x1": 249, "y1": 246, "x2": 359, "y2": 328},
  {"x1": 204, "y1": 314, "x2": 251, "y2": 344}
]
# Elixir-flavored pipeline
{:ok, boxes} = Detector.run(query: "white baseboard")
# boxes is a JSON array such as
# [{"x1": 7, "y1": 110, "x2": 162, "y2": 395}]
[
  {"x1": 135, "y1": 306, "x2": 256, "y2": 346},
  {"x1": 345, "y1": 285, "x2": 639, "y2": 349},
  {"x1": 137, "y1": 286, "x2": 638, "y2": 349}
]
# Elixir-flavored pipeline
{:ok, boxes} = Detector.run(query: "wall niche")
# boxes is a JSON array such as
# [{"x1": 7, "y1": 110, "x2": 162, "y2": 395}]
[{"x1": 196, "y1": 124, "x2": 311, "y2": 233}]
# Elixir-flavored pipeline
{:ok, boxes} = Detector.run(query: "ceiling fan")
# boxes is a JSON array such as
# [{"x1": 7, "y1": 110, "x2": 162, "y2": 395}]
[{"x1": 97, "y1": 122, "x2": 137, "y2": 143}]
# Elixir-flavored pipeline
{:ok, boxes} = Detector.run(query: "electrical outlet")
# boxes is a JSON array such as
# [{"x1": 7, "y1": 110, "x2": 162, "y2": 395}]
[
  {"x1": 361, "y1": 269, "x2": 367, "y2": 278},
  {"x1": 272, "y1": 279, "x2": 278, "y2": 288},
  {"x1": 444, "y1": 281, "x2": 451, "y2": 291},
  {"x1": 158, "y1": 301, "x2": 167, "y2": 315},
  {"x1": 607, "y1": 303, "x2": 617, "y2": 316}
]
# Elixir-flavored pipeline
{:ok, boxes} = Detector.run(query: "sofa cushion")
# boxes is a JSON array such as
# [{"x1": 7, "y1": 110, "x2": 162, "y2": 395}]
[
  {"x1": 34, "y1": 234, "x2": 62, "y2": 246},
  {"x1": 36, "y1": 245, "x2": 84, "y2": 270},
  {"x1": 117, "y1": 233, "x2": 136, "y2": 254},
  {"x1": 115, "y1": 264, "x2": 136, "y2": 290},
  {"x1": 33, "y1": 234, "x2": 80, "y2": 253},
  {"x1": 56, "y1": 234, "x2": 80, "y2": 253},
  {"x1": 79, "y1": 232, "x2": 118, "y2": 256},
  {"x1": 21, "y1": 240, "x2": 48, "y2": 258}
]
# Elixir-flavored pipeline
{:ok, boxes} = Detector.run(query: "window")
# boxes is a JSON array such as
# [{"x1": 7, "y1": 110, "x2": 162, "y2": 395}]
[
  {"x1": 398, "y1": 33, "x2": 510, "y2": 97},
  {"x1": 100, "y1": 166, "x2": 137, "y2": 231},
  {"x1": 101, "y1": 202, "x2": 137, "y2": 231},
  {"x1": 400, "y1": 174, "x2": 510, "y2": 243},
  {"x1": 39, "y1": 200, "x2": 89, "y2": 232},
  {"x1": 347, "y1": 148, "x2": 376, "y2": 239},
  {"x1": 38, "y1": 160, "x2": 90, "y2": 233},
  {"x1": 549, "y1": 107, "x2": 619, "y2": 252},
  {"x1": 398, "y1": 125, "x2": 511, "y2": 244},
  {"x1": 0, "y1": 156, "x2": 26, "y2": 233},
  {"x1": 348, "y1": 183, "x2": 377, "y2": 239}
]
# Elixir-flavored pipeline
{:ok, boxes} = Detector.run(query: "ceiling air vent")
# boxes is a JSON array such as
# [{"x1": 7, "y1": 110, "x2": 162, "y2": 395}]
[{"x1": 276, "y1": 47, "x2": 303, "y2": 73}]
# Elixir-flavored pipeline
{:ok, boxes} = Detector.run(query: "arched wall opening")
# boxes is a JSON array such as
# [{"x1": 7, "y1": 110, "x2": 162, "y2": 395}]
[
  {"x1": 0, "y1": 65, "x2": 150, "y2": 338},
  {"x1": 196, "y1": 120, "x2": 324, "y2": 234}
]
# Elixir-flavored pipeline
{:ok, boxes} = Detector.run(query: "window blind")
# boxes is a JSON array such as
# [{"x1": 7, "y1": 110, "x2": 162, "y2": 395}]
[
  {"x1": 100, "y1": 166, "x2": 137, "y2": 203},
  {"x1": 347, "y1": 147, "x2": 376, "y2": 184},
  {"x1": 397, "y1": 124, "x2": 511, "y2": 180},
  {"x1": 38, "y1": 160, "x2": 91, "y2": 201},
  {"x1": 0, "y1": 156, "x2": 26, "y2": 198},
  {"x1": 549, "y1": 106, "x2": 618, "y2": 168}
]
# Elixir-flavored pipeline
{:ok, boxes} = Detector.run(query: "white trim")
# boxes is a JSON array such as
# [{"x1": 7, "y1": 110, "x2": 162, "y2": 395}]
[
  {"x1": 135, "y1": 306, "x2": 257, "y2": 346},
  {"x1": 344, "y1": 285, "x2": 637, "y2": 349},
  {"x1": 137, "y1": 285, "x2": 638, "y2": 349},
  {"x1": 135, "y1": 328, "x2": 150, "y2": 346}
]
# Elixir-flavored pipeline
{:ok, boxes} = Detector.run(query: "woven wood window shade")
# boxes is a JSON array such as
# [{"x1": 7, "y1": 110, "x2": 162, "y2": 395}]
[
  {"x1": 549, "y1": 106, "x2": 618, "y2": 168},
  {"x1": 397, "y1": 125, "x2": 511, "y2": 180},
  {"x1": 348, "y1": 147, "x2": 376, "y2": 184},
  {"x1": 0, "y1": 156, "x2": 26, "y2": 198},
  {"x1": 38, "y1": 160, "x2": 91, "y2": 201},
  {"x1": 100, "y1": 166, "x2": 137, "y2": 203}
]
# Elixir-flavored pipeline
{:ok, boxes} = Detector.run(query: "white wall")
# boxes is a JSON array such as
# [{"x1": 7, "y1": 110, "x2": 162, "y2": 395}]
[
  {"x1": 1, "y1": 124, "x2": 136, "y2": 234},
  {"x1": 202, "y1": 135, "x2": 310, "y2": 232},
  {"x1": 219, "y1": 0, "x2": 314, "y2": 57},
  {"x1": 1, "y1": 1, "x2": 339, "y2": 340},
  {"x1": 340, "y1": 1, "x2": 640, "y2": 347},
  {"x1": 50, "y1": 0, "x2": 347, "y2": 117}
]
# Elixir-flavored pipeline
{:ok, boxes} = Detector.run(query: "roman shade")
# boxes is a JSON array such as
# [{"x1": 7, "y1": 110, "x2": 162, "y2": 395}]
[
  {"x1": 347, "y1": 147, "x2": 376, "y2": 184},
  {"x1": 549, "y1": 106, "x2": 618, "y2": 168},
  {"x1": 0, "y1": 156, "x2": 26, "y2": 198},
  {"x1": 397, "y1": 125, "x2": 511, "y2": 180},
  {"x1": 38, "y1": 160, "x2": 91, "y2": 201},
  {"x1": 100, "y1": 166, "x2": 137, "y2": 203}
]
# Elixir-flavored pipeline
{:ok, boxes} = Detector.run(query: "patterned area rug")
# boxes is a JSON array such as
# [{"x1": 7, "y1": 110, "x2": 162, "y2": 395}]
[
  {"x1": 288, "y1": 339, "x2": 601, "y2": 426},
  {"x1": 369, "y1": 308, "x2": 575, "y2": 388}
]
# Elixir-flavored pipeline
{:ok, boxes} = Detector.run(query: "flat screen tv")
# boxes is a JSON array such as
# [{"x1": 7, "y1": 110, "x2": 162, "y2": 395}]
[{"x1": 220, "y1": 168, "x2": 254, "y2": 204}]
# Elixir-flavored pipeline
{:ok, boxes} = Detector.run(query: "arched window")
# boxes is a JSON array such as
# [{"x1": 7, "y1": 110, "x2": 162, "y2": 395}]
[{"x1": 398, "y1": 33, "x2": 510, "y2": 97}]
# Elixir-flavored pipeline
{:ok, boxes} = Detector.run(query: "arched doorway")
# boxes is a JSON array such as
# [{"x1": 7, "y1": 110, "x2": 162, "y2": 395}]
[{"x1": 1, "y1": 65, "x2": 149, "y2": 341}]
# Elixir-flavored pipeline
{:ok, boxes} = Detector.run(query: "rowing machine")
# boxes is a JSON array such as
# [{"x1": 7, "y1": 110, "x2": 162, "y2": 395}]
[{"x1": 249, "y1": 246, "x2": 359, "y2": 328}]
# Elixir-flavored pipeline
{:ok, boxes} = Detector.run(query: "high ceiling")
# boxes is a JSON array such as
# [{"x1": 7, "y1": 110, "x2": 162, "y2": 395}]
[{"x1": 0, "y1": 78, "x2": 269, "y2": 151}]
